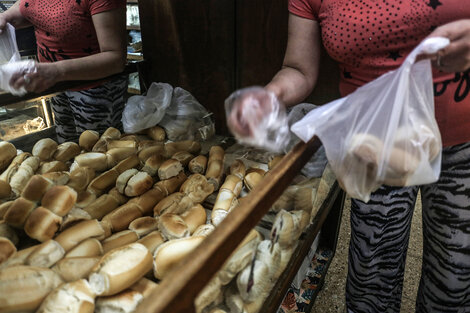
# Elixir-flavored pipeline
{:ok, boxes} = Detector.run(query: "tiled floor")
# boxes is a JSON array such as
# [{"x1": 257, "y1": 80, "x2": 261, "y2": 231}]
[{"x1": 311, "y1": 194, "x2": 423, "y2": 313}]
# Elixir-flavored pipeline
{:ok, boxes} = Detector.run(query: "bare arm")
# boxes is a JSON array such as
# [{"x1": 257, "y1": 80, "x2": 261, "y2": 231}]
[
  {"x1": 0, "y1": 1, "x2": 32, "y2": 32},
  {"x1": 265, "y1": 13, "x2": 321, "y2": 107}
]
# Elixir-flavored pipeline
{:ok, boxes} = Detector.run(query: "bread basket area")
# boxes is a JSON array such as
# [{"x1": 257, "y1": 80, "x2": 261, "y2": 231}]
[{"x1": 0, "y1": 122, "x2": 344, "y2": 313}]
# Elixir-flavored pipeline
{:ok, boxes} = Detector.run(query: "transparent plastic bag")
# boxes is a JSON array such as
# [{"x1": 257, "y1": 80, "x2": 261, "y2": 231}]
[
  {"x1": 225, "y1": 86, "x2": 290, "y2": 153},
  {"x1": 0, "y1": 23, "x2": 19, "y2": 64},
  {"x1": 291, "y1": 37, "x2": 449, "y2": 202},
  {"x1": 122, "y1": 82, "x2": 173, "y2": 133}
]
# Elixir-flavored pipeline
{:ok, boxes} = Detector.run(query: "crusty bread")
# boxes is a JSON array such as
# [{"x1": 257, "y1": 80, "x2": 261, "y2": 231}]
[
  {"x1": 141, "y1": 154, "x2": 166, "y2": 177},
  {"x1": 164, "y1": 140, "x2": 201, "y2": 157},
  {"x1": 137, "y1": 144, "x2": 165, "y2": 163},
  {"x1": 88, "y1": 243, "x2": 153, "y2": 296},
  {"x1": 38, "y1": 160, "x2": 68, "y2": 174},
  {"x1": 42, "y1": 171, "x2": 71, "y2": 185},
  {"x1": 181, "y1": 204, "x2": 207, "y2": 234},
  {"x1": 153, "y1": 236, "x2": 204, "y2": 280},
  {"x1": 3, "y1": 197, "x2": 37, "y2": 228},
  {"x1": 0, "y1": 179, "x2": 11, "y2": 199},
  {"x1": 180, "y1": 173, "x2": 214, "y2": 203},
  {"x1": 53, "y1": 141, "x2": 81, "y2": 162},
  {"x1": 75, "y1": 153, "x2": 108, "y2": 172},
  {"x1": 21, "y1": 174, "x2": 54, "y2": 203},
  {"x1": 36, "y1": 279, "x2": 96, "y2": 313},
  {"x1": 79, "y1": 130, "x2": 100, "y2": 152},
  {"x1": 146, "y1": 125, "x2": 166, "y2": 141},
  {"x1": 25, "y1": 239, "x2": 65, "y2": 268},
  {"x1": 136, "y1": 231, "x2": 165, "y2": 254},
  {"x1": 188, "y1": 155, "x2": 207, "y2": 175},
  {"x1": 158, "y1": 213, "x2": 190, "y2": 240},
  {"x1": 171, "y1": 151, "x2": 194, "y2": 167},
  {"x1": 54, "y1": 219, "x2": 105, "y2": 252},
  {"x1": 127, "y1": 186, "x2": 167, "y2": 215},
  {"x1": 245, "y1": 167, "x2": 266, "y2": 176},
  {"x1": 107, "y1": 140, "x2": 138, "y2": 150},
  {"x1": 83, "y1": 194, "x2": 120, "y2": 220},
  {"x1": 0, "y1": 237, "x2": 16, "y2": 265},
  {"x1": 32, "y1": 138, "x2": 58, "y2": 161},
  {"x1": 102, "y1": 230, "x2": 139, "y2": 253},
  {"x1": 60, "y1": 207, "x2": 92, "y2": 231},
  {"x1": 87, "y1": 169, "x2": 119, "y2": 196},
  {"x1": 153, "y1": 192, "x2": 194, "y2": 216},
  {"x1": 105, "y1": 147, "x2": 138, "y2": 168},
  {"x1": 41, "y1": 185, "x2": 77, "y2": 217},
  {"x1": 52, "y1": 256, "x2": 100, "y2": 282},
  {"x1": 65, "y1": 238, "x2": 103, "y2": 258},
  {"x1": 229, "y1": 159, "x2": 246, "y2": 180},
  {"x1": 154, "y1": 172, "x2": 187, "y2": 195},
  {"x1": 24, "y1": 206, "x2": 62, "y2": 242},
  {"x1": 116, "y1": 168, "x2": 139, "y2": 194},
  {"x1": 0, "y1": 265, "x2": 63, "y2": 313},
  {"x1": 244, "y1": 172, "x2": 263, "y2": 191},
  {"x1": 205, "y1": 159, "x2": 224, "y2": 191},
  {"x1": 158, "y1": 159, "x2": 184, "y2": 180},
  {"x1": 67, "y1": 166, "x2": 96, "y2": 192},
  {"x1": 113, "y1": 154, "x2": 140, "y2": 174},
  {"x1": 128, "y1": 216, "x2": 158, "y2": 238},
  {"x1": 101, "y1": 203, "x2": 143, "y2": 233},
  {"x1": 0, "y1": 141, "x2": 17, "y2": 173},
  {"x1": 124, "y1": 171, "x2": 153, "y2": 197}
]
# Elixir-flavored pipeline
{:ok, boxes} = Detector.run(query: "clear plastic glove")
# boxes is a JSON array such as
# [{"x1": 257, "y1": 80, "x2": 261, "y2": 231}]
[{"x1": 225, "y1": 86, "x2": 290, "y2": 152}]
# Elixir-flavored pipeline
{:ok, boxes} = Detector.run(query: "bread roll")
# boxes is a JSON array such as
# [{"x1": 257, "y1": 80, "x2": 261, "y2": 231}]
[
  {"x1": 53, "y1": 141, "x2": 81, "y2": 162},
  {"x1": 108, "y1": 187, "x2": 129, "y2": 205},
  {"x1": 164, "y1": 140, "x2": 201, "y2": 157},
  {"x1": 153, "y1": 192, "x2": 194, "y2": 216},
  {"x1": 80, "y1": 130, "x2": 100, "y2": 151},
  {"x1": 116, "y1": 168, "x2": 138, "y2": 194},
  {"x1": 125, "y1": 171, "x2": 153, "y2": 197},
  {"x1": 180, "y1": 173, "x2": 214, "y2": 203},
  {"x1": 137, "y1": 144, "x2": 165, "y2": 162},
  {"x1": 205, "y1": 146, "x2": 224, "y2": 190},
  {"x1": 244, "y1": 172, "x2": 263, "y2": 191},
  {"x1": 141, "y1": 154, "x2": 166, "y2": 176},
  {"x1": 41, "y1": 185, "x2": 77, "y2": 217},
  {"x1": 36, "y1": 279, "x2": 95, "y2": 313},
  {"x1": 24, "y1": 206, "x2": 62, "y2": 242},
  {"x1": 171, "y1": 151, "x2": 194, "y2": 167},
  {"x1": 245, "y1": 168, "x2": 266, "y2": 176},
  {"x1": 60, "y1": 207, "x2": 92, "y2": 231},
  {"x1": 42, "y1": 171, "x2": 71, "y2": 185},
  {"x1": 348, "y1": 132, "x2": 383, "y2": 175},
  {"x1": 237, "y1": 259, "x2": 270, "y2": 302},
  {"x1": 188, "y1": 155, "x2": 207, "y2": 175},
  {"x1": 212, "y1": 189, "x2": 238, "y2": 213},
  {"x1": 127, "y1": 186, "x2": 167, "y2": 215},
  {"x1": 0, "y1": 222, "x2": 18, "y2": 245},
  {"x1": 52, "y1": 256, "x2": 100, "y2": 282},
  {"x1": 32, "y1": 138, "x2": 58, "y2": 161},
  {"x1": 113, "y1": 154, "x2": 140, "y2": 174},
  {"x1": 95, "y1": 289, "x2": 143, "y2": 313},
  {"x1": 211, "y1": 209, "x2": 228, "y2": 227},
  {"x1": 102, "y1": 202, "x2": 143, "y2": 232},
  {"x1": 181, "y1": 204, "x2": 207, "y2": 234},
  {"x1": 136, "y1": 231, "x2": 165, "y2": 254},
  {"x1": 0, "y1": 152, "x2": 30, "y2": 183},
  {"x1": 270, "y1": 210, "x2": 296, "y2": 249},
  {"x1": 0, "y1": 265, "x2": 63, "y2": 313},
  {"x1": 107, "y1": 140, "x2": 138, "y2": 150},
  {"x1": 0, "y1": 179, "x2": 11, "y2": 199},
  {"x1": 229, "y1": 159, "x2": 246, "y2": 180},
  {"x1": 67, "y1": 166, "x2": 96, "y2": 192},
  {"x1": 0, "y1": 244, "x2": 37, "y2": 269},
  {"x1": 102, "y1": 230, "x2": 139, "y2": 253},
  {"x1": 386, "y1": 146, "x2": 420, "y2": 179},
  {"x1": 55, "y1": 219, "x2": 105, "y2": 252},
  {"x1": 21, "y1": 174, "x2": 54, "y2": 203},
  {"x1": 0, "y1": 201, "x2": 13, "y2": 219},
  {"x1": 65, "y1": 238, "x2": 103, "y2": 258},
  {"x1": 0, "y1": 237, "x2": 16, "y2": 265},
  {"x1": 220, "y1": 174, "x2": 243, "y2": 196},
  {"x1": 75, "y1": 190, "x2": 97, "y2": 208},
  {"x1": 146, "y1": 125, "x2": 166, "y2": 141},
  {"x1": 106, "y1": 147, "x2": 138, "y2": 168},
  {"x1": 153, "y1": 236, "x2": 204, "y2": 280},
  {"x1": 158, "y1": 159, "x2": 183, "y2": 180},
  {"x1": 128, "y1": 216, "x2": 158, "y2": 238},
  {"x1": 192, "y1": 224, "x2": 215, "y2": 237},
  {"x1": 154, "y1": 171, "x2": 187, "y2": 195},
  {"x1": 0, "y1": 141, "x2": 17, "y2": 172},
  {"x1": 83, "y1": 194, "x2": 120, "y2": 220},
  {"x1": 158, "y1": 213, "x2": 190, "y2": 240},
  {"x1": 88, "y1": 243, "x2": 153, "y2": 296},
  {"x1": 38, "y1": 160, "x2": 68, "y2": 174},
  {"x1": 87, "y1": 169, "x2": 119, "y2": 196},
  {"x1": 3, "y1": 197, "x2": 37, "y2": 228},
  {"x1": 26, "y1": 239, "x2": 65, "y2": 268},
  {"x1": 75, "y1": 153, "x2": 108, "y2": 172},
  {"x1": 9, "y1": 156, "x2": 40, "y2": 195}
]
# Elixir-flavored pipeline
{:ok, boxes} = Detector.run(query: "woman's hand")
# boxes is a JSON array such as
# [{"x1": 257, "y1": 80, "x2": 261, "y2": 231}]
[
  {"x1": 426, "y1": 19, "x2": 470, "y2": 72},
  {"x1": 9, "y1": 62, "x2": 61, "y2": 93}
]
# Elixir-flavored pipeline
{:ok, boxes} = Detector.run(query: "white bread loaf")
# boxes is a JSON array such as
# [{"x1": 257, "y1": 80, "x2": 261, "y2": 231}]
[
  {"x1": 25, "y1": 239, "x2": 65, "y2": 268},
  {"x1": 38, "y1": 160, "x2": 68, "y2": 174},
  {"x1": 128, "y1": 216, "x2": 158, "y2": 238},
  {"x1": 124, "y1": 171, "x2": 153, "y2": 197},
  {"x1": 52, "y1": 256, "x2": 100, "y2": 282},
  {"x1": 41, "y1": 185, "x2": 77, "y2": 217},
  {"x1": 102, "y1": 230, "x2": 139, "y2": 253},
  {"x1": 180, "y1": 173, "x2": 214, "y2": 203},
  {"x1": 83, "y1": 194, "x2": 120, "y2": 220},
  {"x1": 0, "y1": 179, "x2": 11, "y2": 199},
  {"x1": 79, "y1": 130, "x2": 100, "y2": 151},
  {"x1": 53, "y1": 141, "x2": 81, "y2": 162},
  {"x1": 136, "y1": 231, "x2": 165, "y2": 254},
  {"x1": 65, "y1": 238, "x2": 103, "y2": 258},
  {"x1": 229, "y1": 159, "x2": 246, "y2": 180},
  {"x1": 0, "y1": 237, "x2": 16, "y2": 265},
  {"x1": 87, "y1": 169, "x2": 119, "y2": 195},
  {"x1": 32, "y1": 138, "x2": 58, "y2": 161},
  {"x1": 180, "y1": 204, "x2": 207, "y2": 234},
  {"x1": 153, "y1": 236, "x2": 204, "y2": 280},
  {"x1": 101, "y1": 203, "x2": 143, "y2": 232},
  {"x1": 146, "y1": 125, "x2": 166, "y2": 141},
  {"x1": 60, "y1": 207, "x2": 92, "y2": 231},
  {"x1": 36, "y1": 279, "x2": 96, "y2": 313},
  {"x1": 24, "y1": 206, "x2": 62, "y2": 242},
  {"x1": 192, "y1": 224, "x2": 215, "y2": 237},
  {"x1": 88, "y1": 243, "x2": 153, "y2": 296},
  {"x1": 158, "y1": 213, "x2": 190, "y2": 240},
  {"x1": 67, "y1": 166, "x2": 96, "y2": 192},
  {"x1": 3, "y1": 197, "x2": 37, "y2": 228},
  {"x1": 127, "y1": 186, "x2": 167, "y2": 215},
  {"x1": 0, "y1": 141, "x2": 17, "y2": 172},
  {"x1": 188, "y1": 155, "x2": 207, "y2": 175},
  {"x1": 20, "y1": 174, "x2": 54, "y2": 203},
  {"x1": 116, "y1": 169, "x2": 138, "y2": 194},
  {"x1": 75, "y1": 153, "x2": 108, "y2": 172},
  {"x1": 141, "y1": 154, "x2": 166, "y2": 177},
  {"x1": 153, "y1": 192, "x2": 194, "y2": 216},
  {"x1": 55, "y1": 219, "x2": 105, "y2": 252},
  {"x1": 0, "y1": 265, "x2": 63, "y2": 313},
  {"x1": 157, "y1": 159, "x2": 183, "y2": 180}
]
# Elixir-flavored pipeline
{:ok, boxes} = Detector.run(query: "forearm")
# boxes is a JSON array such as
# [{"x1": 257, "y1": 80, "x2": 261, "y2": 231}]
[{"x1": 1, "y1": 1, "x2": 31, "y2": 29}]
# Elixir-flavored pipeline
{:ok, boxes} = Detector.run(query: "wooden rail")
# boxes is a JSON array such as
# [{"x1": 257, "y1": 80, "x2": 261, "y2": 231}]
[{"x1": 136, "y1": 136, "x2": 322, "y2": 313}]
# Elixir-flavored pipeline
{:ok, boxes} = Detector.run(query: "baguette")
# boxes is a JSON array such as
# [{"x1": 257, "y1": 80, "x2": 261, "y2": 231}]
[
  {"x1": 0, "y1": 265, "x2": 63, "y2": 313},
  {"x1": 52, "y1": 256, "x2": 100, "y2": 282},
  {"x1": 20, "y1": 174, "x2": 54, "y2": 203},
  {"x1": 88, "y1": 243, "x2": 153, "y2": 296},
  {"x1": 220, "y1": 174, "x2": 243, "y2": 196},
  {"x1": 268, "y1": 155, "x2": 284, "y2": 170},
  {"x1": 95, "y1": 289, "x2": 143, "y2": 313},
  {"x1": 0, "y1": 201, "x2": 13, "y2": 219},
  {"x1": 0, "y1": 244, "x2": 37, "y2": 269},
  {"x1": 79, "y1": 130, "x2": 100, "y2": 151},
  {"x1": 107, "y1": 140, "x2": 138, "y2": 150},
  {"x1": 24, "y1": 206, "x2": 62, "y2": 242},
  {"x1": 32, "y1": 138, "x2": 58, "y2": 161},
  {"x1": 108, "y1": 187, "x2": 129, "y2": 205},
  {"x1": 188, "y1": 155, "x2": 207, "y2": 174},
  {"x1": 106, "y1": 147, "x2": 138, "y2": 168},
  {"x1": 53, "y1": 141, "x2": 81, "y2": 162},
  {"x1": 164, "y1": 140, "x2": 201, "y2": 157},
  {"x1": 0, "y1": 141, "x2": 17, "y2": 172},
  {"x1": 244, "y1": 172, "x2": 263, "y2": 191},
  {"x1": 54, "y1": 219, "x2": 105, "y2": 252},
  {"x1": 3, "y1": 197, "x2": 37, "y2": 228},
  {"x1": 137, "y1": 144, "x2": 165, "y2": 162},
  {"x1": 25, "y1": 239, "x2": 65, "y2": 268},
  {"x1": 205, "y1": 158, "x2": 224, "y2": 191},
  {"x1": 65, "y1": 238, "x2": 103, "y2": 258},
  {"x1": 41, "y1": 185, "x2": 77, "y2": 217},
  {"x1": 75, "y1": 190, "x2": 97, "y2": 209},
  {"x1": 192, "y1": 224, "x2": 215, "y2": 237},
  {"x1": 0, "y1": 152, "x2": 30, "y2": 183},
  {"x1": 153, "y1": 192, "x2": 194, "y2": 216},
  {"x1": 154, "y1": 171, "x2": 187, "y2": 195},
  {"x1": 171, "y1": 151, "x2": 194, "y2": 167},
  {"x1": 9, "y1": 156, "x2": 40, "y2": 196},
  {"x1": 102, "y1": 230, "x2": 139, "y2": 253}
]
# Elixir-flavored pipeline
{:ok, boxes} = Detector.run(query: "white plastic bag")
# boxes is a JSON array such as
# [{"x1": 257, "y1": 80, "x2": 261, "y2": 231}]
[
  {"x1": 122, "y1": 82, "x2": 173, "y2": 133},
  {"x1": 0, "y1": 23, "x2": 36, "y2": 96},
  {"x1": 225, "y1": 86, "x2": 290, "y2": 152},
  {"x1": 291, "y1": 37, "x2": 449, "y2": 202}
]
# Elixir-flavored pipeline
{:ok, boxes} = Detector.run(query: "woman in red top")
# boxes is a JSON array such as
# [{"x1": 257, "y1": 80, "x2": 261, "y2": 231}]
[
  {"x1": 0, "y1": 0, "x2": 127, "y2": 142},
  {"x1": 229, "y1": 1, "x2": 470, "y2": 312}
]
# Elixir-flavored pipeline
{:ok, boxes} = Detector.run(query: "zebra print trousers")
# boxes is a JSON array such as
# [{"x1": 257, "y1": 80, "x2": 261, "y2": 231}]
[
  {"x1": 346, "y1": 141, "x2": 470, "y2": 313},
  {"x1": 51, "y1": 75, "x2": 127, "y2": 143}
]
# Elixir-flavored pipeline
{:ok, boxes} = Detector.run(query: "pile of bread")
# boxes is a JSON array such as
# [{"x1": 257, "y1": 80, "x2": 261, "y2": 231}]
[{"x1": 0, "y1": 125, "x2": 323, "y2": 313}]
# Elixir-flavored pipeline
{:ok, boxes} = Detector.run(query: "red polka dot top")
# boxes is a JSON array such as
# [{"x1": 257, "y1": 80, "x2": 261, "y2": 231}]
[{"x1": 289, "y1": 0, "x2": 470, "y2": 147}]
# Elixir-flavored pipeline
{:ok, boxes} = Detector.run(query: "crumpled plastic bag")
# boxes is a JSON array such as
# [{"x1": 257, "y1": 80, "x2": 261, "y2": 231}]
[{"x1": 291, "y1": 37, "x2": 449, "y2": 202}]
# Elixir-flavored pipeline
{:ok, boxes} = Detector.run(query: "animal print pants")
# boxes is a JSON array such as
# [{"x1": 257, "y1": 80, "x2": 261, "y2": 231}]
[
  {"x1": 346, "y1": 141, "x2": 470, "y2": 313},
  {"x1": 51, "y1": 75, "x2": 127, "y2": 143}
]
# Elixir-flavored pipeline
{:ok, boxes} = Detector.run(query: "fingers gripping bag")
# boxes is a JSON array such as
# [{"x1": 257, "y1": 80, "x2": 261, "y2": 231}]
[{"x1": 291, "y1": 37, "x2": 449, "y2": 202}]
